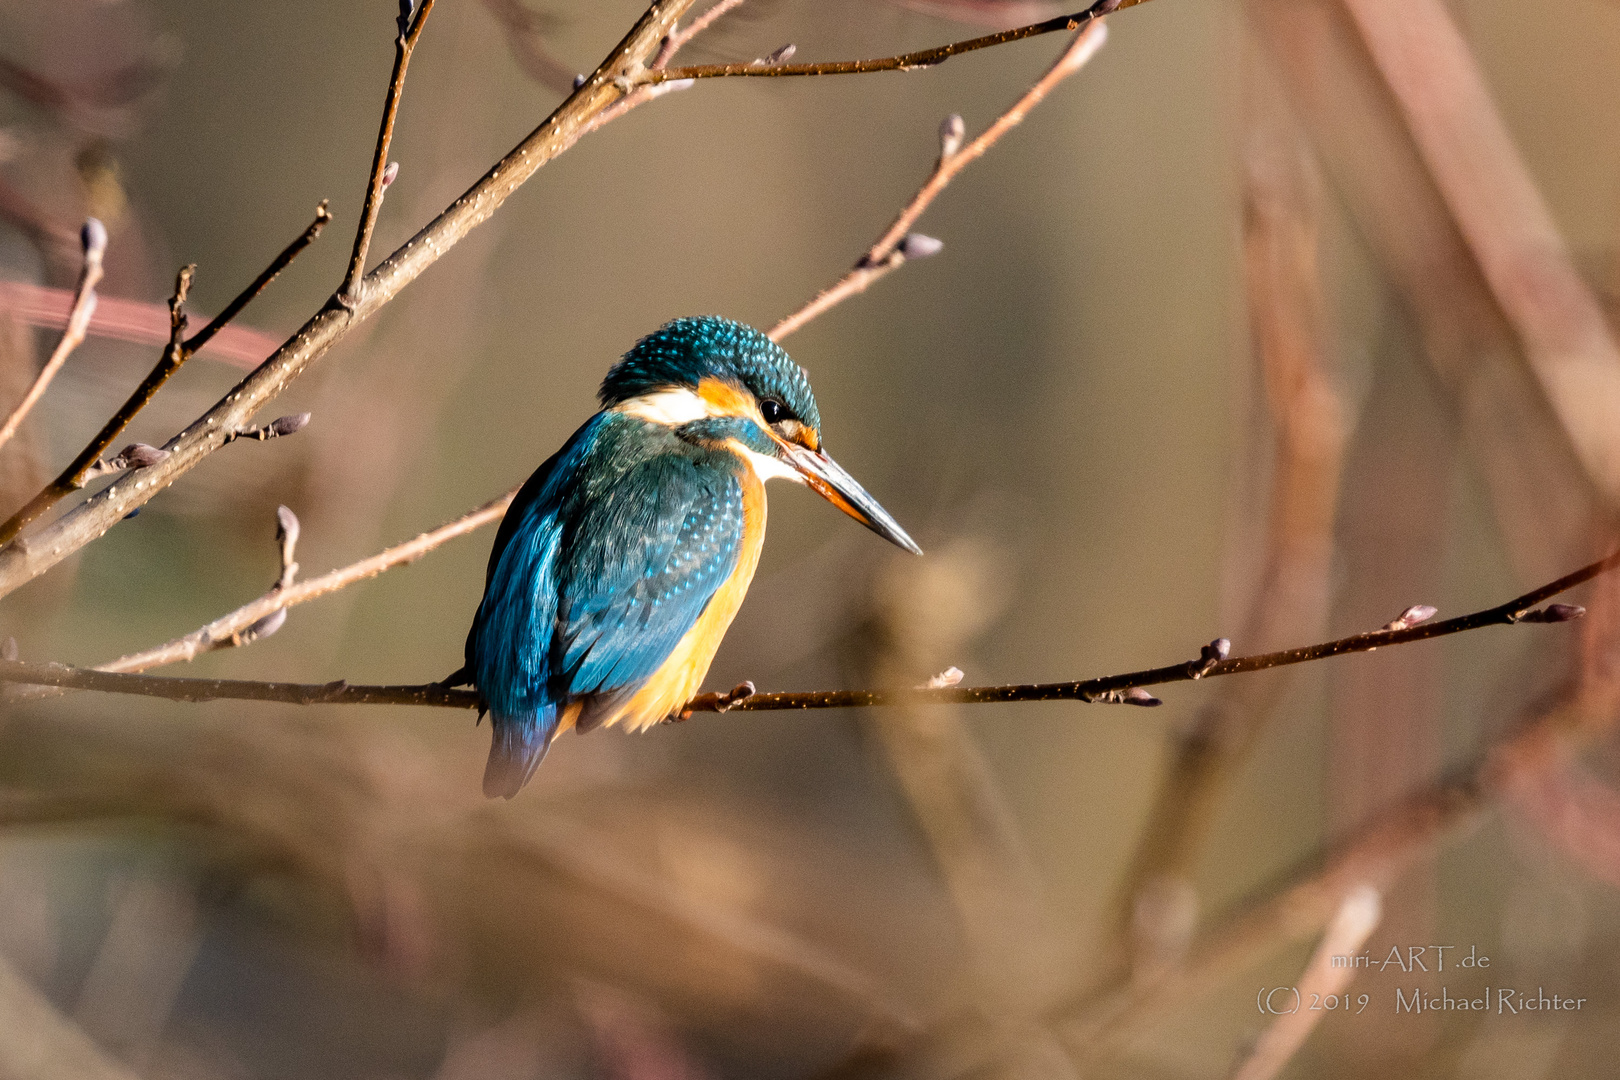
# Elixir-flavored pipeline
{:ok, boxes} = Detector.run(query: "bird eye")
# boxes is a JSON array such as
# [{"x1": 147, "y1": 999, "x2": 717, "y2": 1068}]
[{"x1": 760, "y1": 398, "x2": 788, "y2": 424}]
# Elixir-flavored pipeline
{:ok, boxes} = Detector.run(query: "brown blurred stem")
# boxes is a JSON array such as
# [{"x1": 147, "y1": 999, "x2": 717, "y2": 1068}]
[
  {"x1": 770, "y1": 20, "x2": 1108, "y2": 342},
  {"x1": 0, "y1": 549, "x2": 1606, "y2": 709},
  {"x1": 340, "y1": 0, "x2": 435, "y2": 305},
  {"x1": 647, "y1": 0, "x2": 1140, "y2": 83},
  {"x1": 1108, "y1": 73, "x2": 1345, "y2": 968},
  {"x1": 0, "y1": 221, "x2": 105, "y2": 452},
  {"x1": 0, "y1": 204, "x2": 329, "y2": 546}
]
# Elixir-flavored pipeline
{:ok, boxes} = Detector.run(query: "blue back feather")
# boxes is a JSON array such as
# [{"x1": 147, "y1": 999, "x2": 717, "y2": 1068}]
[{"x1": 467, "y1": 412, "x2": 746, "y2": 796}]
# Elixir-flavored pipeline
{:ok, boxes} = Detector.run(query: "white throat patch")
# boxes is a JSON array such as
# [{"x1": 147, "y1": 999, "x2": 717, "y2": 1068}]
[{"x1": 613, "y1": 387, "x2": 712, "y2": 425}]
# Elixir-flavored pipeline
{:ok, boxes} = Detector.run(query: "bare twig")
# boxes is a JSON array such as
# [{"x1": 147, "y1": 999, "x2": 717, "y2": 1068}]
[
  {"x1": 4, "y1": 487, "x2": 517, "y2": 693},
  {"x1": 340, "y1": 0, "x2": 437, "y2": 304},
  {"x1": 0, "y1": 219, "x2": 105, "y2": 452},
  {"x1": 0, "y1": 0, "x2": 697, "y2": 600},
  {"x1": 668, "y1": 0, "x2": 751, "y2": 53},
  {"x1": 187, "y1": 202, "x2": 331, "y2": 354},
  {"x1": 0, "y1": 544, "x2": 1605, "y2": 710},
  {"x1": 1229, "y1": 887, "x2": 1382, "y2": 1080},
  {"x1": 770, "y1": 20, "x2": 1108, "y2": 341},
  {"x1": 647, "y1": 0, "x2": 1139, "y2": 83}
]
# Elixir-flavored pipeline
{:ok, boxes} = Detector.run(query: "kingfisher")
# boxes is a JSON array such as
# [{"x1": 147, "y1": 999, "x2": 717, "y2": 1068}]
[{"x1": 457, "y1": 316, "x2": 921, "y2": 798}]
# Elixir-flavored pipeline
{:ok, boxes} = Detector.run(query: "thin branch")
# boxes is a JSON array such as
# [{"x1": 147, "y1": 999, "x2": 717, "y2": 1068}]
[
  {"x1": 646, "y1": 0, "x2": 1140, "y2": 83},
  {"x1": 668, "y1": 0, "x2": 750, "y2": 53},
  {"x1": 186, "y1": 202, "x2": 331, "y2": 355},
  {"x1": 770, "y1": 19, "x2": 1108, "y2": 341},
  {"x1": 0, "y1": 543, "x2": 1605, "y2": 711},
  {"x1": 0, "y1": 661, "x2": 475, "y2": 708},
  {"x1": 0, "y1": 0, "x2": 696, "y2": 600},
  {"x1": 340, "y1": 0, "x2": 436, "y2": 304},
  {"x1": 0, "y1": 220, "x2": 105, "y2": 452},
  {"x1": 100, "y1": 486, "x2": 515, "y2": 675}
]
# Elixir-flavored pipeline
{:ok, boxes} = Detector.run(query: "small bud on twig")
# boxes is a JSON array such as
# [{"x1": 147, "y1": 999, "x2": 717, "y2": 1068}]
[
  {"x1": 238, "y1": 607, "x2": 287, "y2": 645},
  {"x1": 381, "y1": 161, "x2": 399, "y2": 190},
  {"x1": 1517, "y1": 603, "x2": 1585, "y2": 624},
  {"x1": 268, "y1": 412, "x2": 311, "y2": 437},
  {"x1": 1190, "y1": 637, "x2": 1230, "y2": 679},
  {"x1": 939, "y1": 113, "x2": 965, "y2": 160},
  {"x1": 225, "y1": 412, "x2": 312, "y2": 444},
  {"x1": 1382, "y1": 604, "x2": 1438, "y2": 632},
  {"x1": 573, "y1": 73, "x2": 587, "y2": 90},
  {"x1": 898, "y1": 233, "x2": 944, "y2": 260},
  {"x1": 920, "y1": 666, "x2": 965, "y2": 689},
  {"x1": 752, "y1": 43, "x2": 797, "y2": 66},
  {"x1": 80, "y1": 217, "x2": 108, "y2": 260},
  {"x1": 78, "y1": 443, "x2": 171, "y2": 483},
  {"x1": 1083, "y1": 685, "x2": 1162, "y2": 706}
]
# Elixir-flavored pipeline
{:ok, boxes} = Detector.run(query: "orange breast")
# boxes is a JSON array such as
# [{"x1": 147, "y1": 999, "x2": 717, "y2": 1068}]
[{"x1": 598, "y1": 466, "x2": 767, "y2": 733}]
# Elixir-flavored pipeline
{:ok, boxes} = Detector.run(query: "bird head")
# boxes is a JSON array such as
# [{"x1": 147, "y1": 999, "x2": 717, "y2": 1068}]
[{"x1": 601, "y1": 316, "x2": 921, "y2": 555}]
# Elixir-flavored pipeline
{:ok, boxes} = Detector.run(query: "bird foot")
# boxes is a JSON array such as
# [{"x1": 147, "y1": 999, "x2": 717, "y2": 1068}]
[{"x1": 674, "y1": 681, "x2": 757, "y2": 721}]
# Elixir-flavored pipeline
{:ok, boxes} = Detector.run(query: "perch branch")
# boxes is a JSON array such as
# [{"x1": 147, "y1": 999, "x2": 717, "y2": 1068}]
[
  {"x1": 770, "y1": 19, "x2": 1108, "y2": 341},
  {"x1": 0, "y1": 546, "x2": 1607, "y2": 710},
  {"x1": 1, "y1": 205, "x2": 329, "y2": 544},
  {"x1": 0, "y1": 220, "x2": 105, "y2": 453},
  {"x1": 340, "y1": 0, "x2": 436, "y2": 304}
]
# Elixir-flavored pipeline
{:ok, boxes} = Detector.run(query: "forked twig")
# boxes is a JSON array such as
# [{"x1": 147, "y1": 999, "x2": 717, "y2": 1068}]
[
  {"x1": 340, "y1": 0, "x2": 436, "y2": 304},
  {"x1": 770, "y1": 20, "x2": 1108, "y2": 341}
]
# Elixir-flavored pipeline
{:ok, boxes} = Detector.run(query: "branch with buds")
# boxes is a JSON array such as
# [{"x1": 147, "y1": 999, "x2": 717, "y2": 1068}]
[
  {"x1": 771, "y1": 19, "x2": 1110, "y2": 340},
  {"x1": 0, "y1": 543, "x2": 1601, "y2": 711}
]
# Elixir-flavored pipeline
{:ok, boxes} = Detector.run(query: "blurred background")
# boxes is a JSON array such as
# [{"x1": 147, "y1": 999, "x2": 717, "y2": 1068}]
[{"x1": 2, "y1": 0, "x2": 1620, "y2": 1076}]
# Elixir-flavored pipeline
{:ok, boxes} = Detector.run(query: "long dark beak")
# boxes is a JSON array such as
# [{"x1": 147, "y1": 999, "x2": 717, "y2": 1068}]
[{"x1": 782, "y1": 445, "x2": 922, "y2": 555}]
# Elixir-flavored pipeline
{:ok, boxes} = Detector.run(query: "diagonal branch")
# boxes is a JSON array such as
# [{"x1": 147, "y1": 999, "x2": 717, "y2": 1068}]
[
  {"x1": 0, "y1": 220, "x2": 105, "y2": 453},
  {"x1": 340, "y1": 0, "x2": 437, "y2": 304},
  {"x1": 770, "y1": 19, "x2": 1108, "y2": 341},
  {"x1": 0, "y1": 545, "x2": 1607, "y2": 711},
  {"x1": 647, "y1": 0, "x2": 1139, "y2": 83},
  {"x1": 0, "y1": 204, "x2": 331, "y2": 546}
]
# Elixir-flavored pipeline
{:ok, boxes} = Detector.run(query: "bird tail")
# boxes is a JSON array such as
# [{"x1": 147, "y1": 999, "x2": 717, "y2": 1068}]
[{"x1": 483, "y1": 707, "x2": 555, "y2": 799}]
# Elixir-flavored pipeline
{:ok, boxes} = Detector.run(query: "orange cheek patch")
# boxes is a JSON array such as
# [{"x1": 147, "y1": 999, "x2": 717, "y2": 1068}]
[{"x1": 697, "y1": 377, "x2": 757, "y2": 419}]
